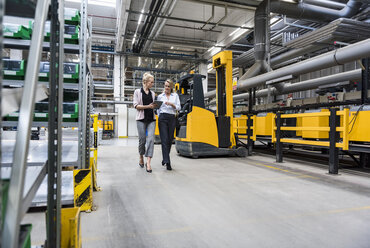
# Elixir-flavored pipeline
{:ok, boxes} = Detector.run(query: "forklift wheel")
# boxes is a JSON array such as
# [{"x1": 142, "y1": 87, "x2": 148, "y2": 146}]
[{"x1": 236, "y1": 147, "x2": 247, "y2": 157}]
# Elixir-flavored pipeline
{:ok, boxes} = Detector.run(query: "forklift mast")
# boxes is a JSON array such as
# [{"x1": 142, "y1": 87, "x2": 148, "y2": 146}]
[{"x1": 212, "y1": 51, "x2": 236, "y2": 148}]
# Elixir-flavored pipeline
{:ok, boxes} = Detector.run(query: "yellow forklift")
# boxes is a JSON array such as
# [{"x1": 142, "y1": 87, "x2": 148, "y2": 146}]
[{"x1": 175, "y1": 51, "x2": 247, "y2": 158}]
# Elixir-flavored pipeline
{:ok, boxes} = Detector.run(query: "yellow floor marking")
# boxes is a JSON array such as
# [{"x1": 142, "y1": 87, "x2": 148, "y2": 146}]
[
  {"x1": 240, "y1": 174, "x2": 319, "y2": 183},
  {"x1": 253, "y1": 162, "x2": 319, "y2": 179}
]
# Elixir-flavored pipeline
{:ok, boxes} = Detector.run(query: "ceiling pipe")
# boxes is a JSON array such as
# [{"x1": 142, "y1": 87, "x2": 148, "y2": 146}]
[
  {"x1": 267, "y1": 0, "x2": 364, "y2": 23},
  {"x1": 134, "y1": 0, "x2": 164, "y2": 53},
  {"x1": 303, "y1": 0, "x2": 346, "y2": 10},
  {"x1": 237, "y1": 37, "x2": 370, "y2": 90},
  {"x1": 144, "y1": 0, "x2": 178, "y2": 52},
  {"x1": 183, "y1": 0, "x2": 257, "y2": 10},
  {"x1": 205, "y1": 0, "x2": 364, "y2": 98},
  {"x1": 200, "y1": 5, "x2": 215, "y2": 30},
  {"x1": 232, "y1": 69, "x2": 362, "y2": 101},
  {"x1": 209, "y1": 5, "x2": 228, "y2": 31}
]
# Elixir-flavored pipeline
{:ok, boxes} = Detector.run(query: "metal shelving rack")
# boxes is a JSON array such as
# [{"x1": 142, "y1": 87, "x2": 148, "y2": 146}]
[
  {"x1": 78, "y1": 0, "x2": 91, "y2": 169},
  {"x1": 1, "y1": 0, "x2": 91, "y2": 246},
  {"x1": 0, "y1": 0, "x2": 3, "y2": 244}
]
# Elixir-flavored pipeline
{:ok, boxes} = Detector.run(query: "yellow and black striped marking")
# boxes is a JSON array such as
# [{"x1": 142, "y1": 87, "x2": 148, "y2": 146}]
[{"x1": 73, "y1": 169, "x2": 92, "y2": 211}]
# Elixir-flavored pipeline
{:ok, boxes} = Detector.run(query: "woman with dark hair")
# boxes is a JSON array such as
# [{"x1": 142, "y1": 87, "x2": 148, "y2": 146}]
[
  {"x1": 133, "y1": 72, "x2": 156, "y2": 173},
  {"x1": 157, "y1": 79, "x2": 181, "y2": 170}
]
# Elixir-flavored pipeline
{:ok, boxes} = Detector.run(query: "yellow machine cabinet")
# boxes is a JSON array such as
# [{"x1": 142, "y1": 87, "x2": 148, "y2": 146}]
[
  {"x1": 255, "y1": 113, "x2": 274, "y2": 136},
  {"x1": 348, "y1": 109, "x2": 370, "y2": 142},
  {"x1": 233, "y1": 115, "x2": 247, "y2": 135},
  {"x1": 176, "y1": 106, "x2": 219, "y2": 147},
  {"x1": 301, "y1": 109, "x2": 329, "y2": 139}
]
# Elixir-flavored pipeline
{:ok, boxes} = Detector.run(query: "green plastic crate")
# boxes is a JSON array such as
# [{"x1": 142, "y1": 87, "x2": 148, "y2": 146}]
[
  {"x1": 65, "y1": 8, "x2": 81, "y2": 25},
  {"x1": 43, "y1": 22, "x2": 80, "y2": 44},
  {"x1": 4, "y1": 103, "x2": 79, "y2": 122},
  {"x1": 4, "y1": 23, "x2": 31, "y2": 39},
  {"x1": 39, "y1": 62, "x2": 79, "y2": 83},
  {"x1": 3, "y1": 59, "x2": 26, "y2": 80}
]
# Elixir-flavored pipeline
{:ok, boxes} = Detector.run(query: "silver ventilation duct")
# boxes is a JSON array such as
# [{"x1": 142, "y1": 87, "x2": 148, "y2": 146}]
[
  {"x1": 205, "y1": 0, "x2": 364, "y2": 99},
  {"x1": 237, "y1": 37, "x2": 370, "y2": 90},
  {"x1": 233, "y1": 69, "x2": 362, "y2": 101}
]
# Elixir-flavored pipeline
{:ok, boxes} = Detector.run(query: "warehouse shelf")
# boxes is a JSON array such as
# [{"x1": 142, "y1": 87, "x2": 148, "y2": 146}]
[
  {"x1": 4, "y1": 38, "x2": 80, "y2": 54},
  {"x1": 2, "y1": 121, "x2": 79, "y2": 128},
  {"x1": 1, "y1": 164, "x2": 47, "y2": 217},
  {"x1": 3, "y1": 79, "x2": 80, "y2": 90},
  {"x1": 1, "y1": 0, "x2": 90, "y2": 247}
]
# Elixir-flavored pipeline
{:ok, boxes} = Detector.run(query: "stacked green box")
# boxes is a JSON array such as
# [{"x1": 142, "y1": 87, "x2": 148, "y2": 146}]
[
  {"x1": 43, "y1": 21, "x2": 80, "y2": 44},
  {"x1": 64, "y1": 8, "x2": 81, "y2": 25},
  {"x1": 4, "y1": 102, "x2": 79, "y2": 122},
  {"x1": 39, "y1": 62, "x2": 79, "y2": 83},
  {"x1": 3, "y1": 59, "x2": 26, "y2": 80},
  {"x1": 62, "y1": 102, "x2": 79, "y2": 122},
  {"x1": 4, "y1": 23, "x2": 31, "y2": 39}
]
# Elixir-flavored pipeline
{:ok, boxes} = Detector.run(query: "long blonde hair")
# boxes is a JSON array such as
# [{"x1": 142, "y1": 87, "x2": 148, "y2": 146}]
[
  {"x1": 142, "y1": 72, "x2": 154, "y2": 88},
  {"x1": 164, "y1": 79, "x2": 174, "y2": 93}
]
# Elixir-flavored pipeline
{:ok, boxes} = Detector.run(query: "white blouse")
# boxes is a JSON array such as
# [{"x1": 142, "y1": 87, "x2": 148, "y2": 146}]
[{"x1": 157, "y1": 92, "x2": 181, "y2": 115}]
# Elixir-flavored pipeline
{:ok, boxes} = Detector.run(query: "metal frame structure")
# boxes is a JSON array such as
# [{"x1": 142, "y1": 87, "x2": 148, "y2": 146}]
[
  {"x1": 0, "y1": 0, "x2": 3, "y2": 244},
  {"x1": 46, "y1": 0, "x2": 64, "y2": 245},
  {"x1": 1, "y1": 0, "x2": 90, "y2": 246},
  {"x1": 2, "y1": 0, "x2": 53, "y2": 247},
  {"x1": 78, "y1": 0, "x2": 91, "y2": 169}
]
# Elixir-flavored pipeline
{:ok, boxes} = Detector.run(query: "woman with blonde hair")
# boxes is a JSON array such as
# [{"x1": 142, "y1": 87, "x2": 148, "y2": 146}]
[
  {"x1": 157, "y1": 79, "x2": 181, "y2": 170},
  {"x1": 133, "y1": 72, "x2": 156, "y2": 173}
]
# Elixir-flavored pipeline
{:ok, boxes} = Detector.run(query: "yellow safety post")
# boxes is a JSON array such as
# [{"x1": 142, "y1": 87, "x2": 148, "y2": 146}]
[
  {"x1": 252, "y1": 115, "x2": 257, "y2": 141},
  {"x1": 61, "y1": 207, "x2": 81, "y2": 248},
  {"x1": 271, "y1": 115, "x2": 276, "y2": 143},
  {"x1": 73, "y1": 169, "x2": 92, "y2": 212},
  {"x1": 90, "y1": 114, "x2": 100, "y2": 191}
]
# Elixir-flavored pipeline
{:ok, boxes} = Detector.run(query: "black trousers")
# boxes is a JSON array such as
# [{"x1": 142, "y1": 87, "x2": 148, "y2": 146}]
[{"x1": 158, "y1": 113, "x2": 176, "y2": 164}]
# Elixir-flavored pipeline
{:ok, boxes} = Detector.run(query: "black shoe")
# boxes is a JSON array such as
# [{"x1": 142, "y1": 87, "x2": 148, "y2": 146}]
[
  {"x1": 162, "y1": 161, "x2": 165, "y2": 166},
  {"x1": 145, "y1": 163, "x2": 152, "y2": 173},
  {"x1": 139, "y1": 163, "x2": 144, "y2": 168},
  {"x1": 166, "y1": 163, "x2": 172, "y2": 171}
]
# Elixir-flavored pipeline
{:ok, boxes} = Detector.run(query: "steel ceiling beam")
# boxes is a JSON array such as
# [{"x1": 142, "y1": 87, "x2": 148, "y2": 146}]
[
  {"x1": 125, "y1": 35, "x2": 210, "y2": 49},
  {"x1": 120, "y1": 51, "x2": 208, "y2": 62},
  {"x1": 165, "y1": 23, "x2": 222, "y2": 33},
  {"x1": 182, "y1": 0, "x2": 258, "y2": 10},
  {"x1": 126, "y1": 10, "x2": 253, "y2": 29}
]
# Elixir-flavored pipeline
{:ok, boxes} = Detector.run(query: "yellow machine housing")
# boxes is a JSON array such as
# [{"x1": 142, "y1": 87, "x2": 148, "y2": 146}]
[
  {"x1": 255, "y1": 113, "x2": 274, "y2": 136},
  {"x1": 213, "y1": 50, "x2": 236, "y2": 148},
  {"x1": 347, "y1": 109, "x2": 370, "y2": 142},
  {"x1": 301, "y1": 109, "x2": 329, "y2": 139},
  {"x1": 233, "y1": 115, "x2": 247, "y2": 135}
]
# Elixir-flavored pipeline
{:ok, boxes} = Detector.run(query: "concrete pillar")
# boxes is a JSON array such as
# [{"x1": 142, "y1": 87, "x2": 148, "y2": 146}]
[
  {"x1": 114, "y1": 54, "x2": 127, "y2": 137},
  {"x1": 114, "y1": 54, "x2": 124, "y2": 101},
  {"x1": 198, "y1": 63, "x2": 208, "y2": 93},
  {"x1": 116, "y1": 105, "x2": 128, "y2": 137}
]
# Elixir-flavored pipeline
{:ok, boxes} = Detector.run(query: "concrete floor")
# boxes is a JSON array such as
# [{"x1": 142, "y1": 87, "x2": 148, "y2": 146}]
[{"x1": 24, "y1": 138, "x2": 370, "y2": 247}]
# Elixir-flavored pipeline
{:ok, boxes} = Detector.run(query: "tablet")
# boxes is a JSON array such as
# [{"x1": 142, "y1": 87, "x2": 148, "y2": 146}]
[{"x1": 153, "y1": 100, "x2": 163, "y2": 109}]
